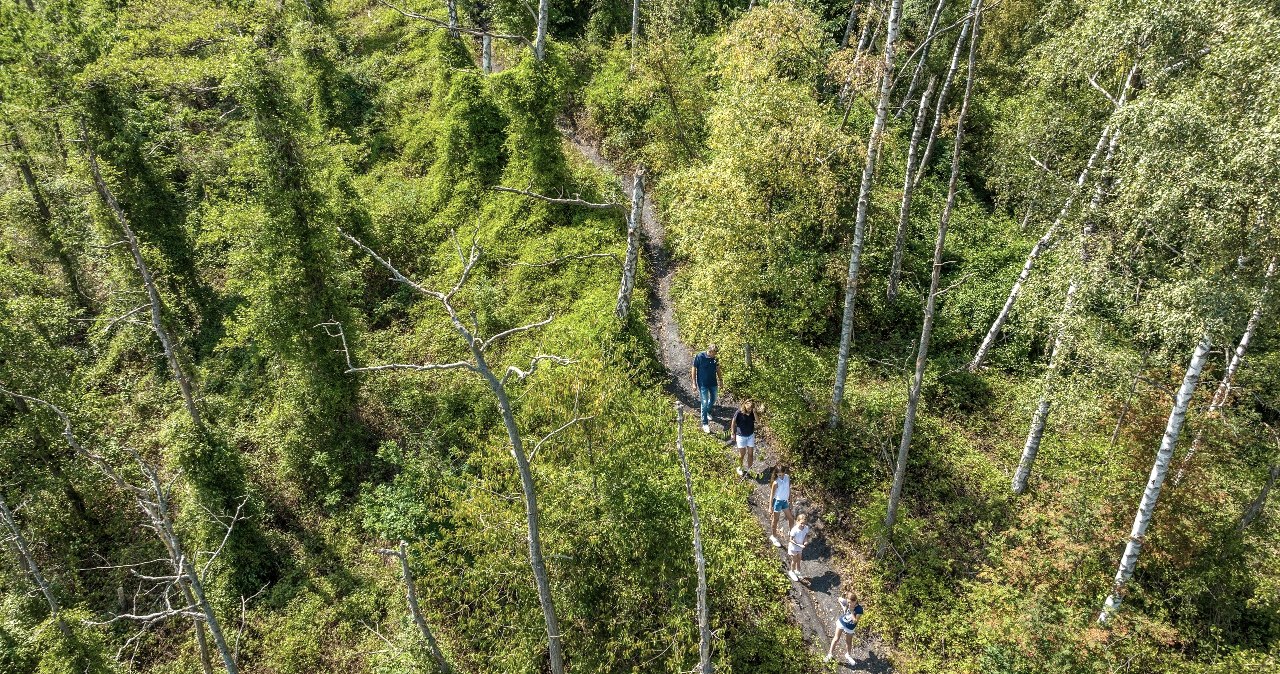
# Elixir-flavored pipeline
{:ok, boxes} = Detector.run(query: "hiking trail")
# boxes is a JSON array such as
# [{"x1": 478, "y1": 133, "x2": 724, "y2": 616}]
[{"x1": 562, "y1": 122, "x2": 894, "y2": 673}]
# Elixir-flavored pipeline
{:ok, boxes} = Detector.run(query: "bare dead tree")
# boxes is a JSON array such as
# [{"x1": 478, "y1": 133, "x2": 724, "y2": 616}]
[
  {"x1": 674, "y1": 406, "x2": 711, "y2": 673},
  {"x1": 0, "y1": 492, "x2": 72, "y2": 640},
  {"x1": 895, "y1": 0, "x2": 946, "y2": 118},
  {"x1": 830, "y1": 0, "x2": 904, "y2": 428},
  {"x1": 886, "y1": 76, "x2": 937, "y2": 302},
  {"x1": 616, "y1": 168, "x2": 645, "y2": 320},
  {"x1": 328, "y1": 228, "x2": 570, "y2": 674},
  {"x1": 1, "y1": 389, "x2": 241, "y2": 673},
  {"x1": 81, "y1": 133, "x2": 204, "y2": 435},
  {"x1": 375, "y1": 542, "x2": 451, "y2": 673},
  {"x1": 879, "y1": 0, "x2": 980, "y2": 560}
]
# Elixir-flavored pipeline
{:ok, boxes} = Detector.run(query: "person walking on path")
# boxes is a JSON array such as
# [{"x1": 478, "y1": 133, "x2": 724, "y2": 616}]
[
  {"x1": 730, "y1": 400, "x2": 758, "y2": 479},
  {"x1": 769, "y1": 464, "x2": 795, "y2": 547},
  {"x1": 786, "y1": 512, "x2": 812, "y2": 582},
  {"x1": 690, "y1": 344, "x2": 721, "y2": 433},
  {"x1": 825, "y1": 591, "x2": 864, "y2": 666}
]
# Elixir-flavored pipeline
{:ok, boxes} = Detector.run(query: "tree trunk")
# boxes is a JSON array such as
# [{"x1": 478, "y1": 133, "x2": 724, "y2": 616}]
[
  {"x1": 534, "y1": 0, "x2": 549, "y2": 61},
  {"x1": 630, "y1": 0, "x2": 641, "y2": 49},
  {"x1": 886, "y1": 76, "x2": 937, "y2": 302},
  {"x1": 83, "y1": 137, "x2": 204, "y2": 434},
  {"x1": 447, "y1": 0, "x2": 459, "y2": 36},
  {"x1": 1173, "y1": 258, "x2": 1276, "y2": 487},
  {"x1": 8, "y1": 127, "x2": 88, "y2": 309},
  {"x1": 9, "y1": 395, "x2": 91, "y2": 524},
  {"x1": 1011, "y1": 283, "x2": 1076, "y2": 494},
  {"x1": 895, "y1": 0, "x2": 946, "y2": 119},
  {"x1": 857, "y1": 0, "x2": 883, "y2": 54},
  {"x1": 674, "y1": 407, "x2": 712, "y2": 672},
  {"x1": 385, "y1": 542, "x2": 451, "y2": 673},
  {"x1": 482, "y1": 33, "x2": 493, "y2": 73},
  {"x1": 911, "y1": 9, "x2": 973, "y2": 190},
  {"x1": 1099, "y1": 333, "x2": 1211, "y2": 624},
  {"x1": 0, "y1": 494, "x2": 72, "y2": 640},
  {"x1": 968, "y1": 62, "x2": 1139, "y2": 371},
  {"x1": 879, "y1": 0, "x2": 979, "y2": 560},
  {"x1": 472, "y1": 350, "x2": 564, "y2": 674},
  {"x1": 615, "y1": 168, "x2": 645, "y2": 320},
  {"x1": 1239, "y1": 463, "x2": 1279, "y2": 532},
  {"x1": 1108, "y1": 350, "x2": 1150, "y2": 448},
  {"x1": 829, "y1": 0, "x2": 905, "y2": 428},
  {"x1": 841, "y1": 0, "x2": 862, "y2": 49}
]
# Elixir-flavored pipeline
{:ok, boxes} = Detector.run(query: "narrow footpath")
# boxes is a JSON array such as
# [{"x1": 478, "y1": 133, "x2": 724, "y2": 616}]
[{"x1": 562, "y1": 122, "x2": 893, "y2": 672}]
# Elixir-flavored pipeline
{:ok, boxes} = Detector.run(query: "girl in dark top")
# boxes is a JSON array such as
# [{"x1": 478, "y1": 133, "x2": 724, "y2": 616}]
[
  {"x1": 825, "y1": 590, "x2": 864, "y2": 665},
  {"x1": 730, "y1": 400, "x2": 758, "y2": 479}
]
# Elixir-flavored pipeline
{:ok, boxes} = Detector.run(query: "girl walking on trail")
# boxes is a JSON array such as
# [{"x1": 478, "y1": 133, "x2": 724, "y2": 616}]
[
  {"x1": 768, "y1": 464, "x2": 794, "y2": 547},
  {"x1": 825, "y1": 591, "x2": 864, "y2": 665},
  {"x1": 786, "y1": 512, "x2": 812, "y2": 581},
  {"x1": 730, "y1": 401, "x2": 758, "y2": 479}
]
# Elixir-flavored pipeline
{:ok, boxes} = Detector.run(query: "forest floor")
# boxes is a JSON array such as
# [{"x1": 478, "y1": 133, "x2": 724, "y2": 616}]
[{"x1": 562, "y1": 119, "x2": 893, "y2": 673}]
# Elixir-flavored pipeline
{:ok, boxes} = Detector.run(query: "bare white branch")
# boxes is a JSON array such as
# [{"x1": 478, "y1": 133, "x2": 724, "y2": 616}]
[
  {"x1": 1088, "y1": 71, "x2": 1119, "y2": 107},
  {"x1": 501, "y1": 355, "x2": 576, "y2": 387},
  {"x1": 493, "y1": 184, "x2": 623, "y2": 211},
  {"x1": 480, "y1": 316, "x2": 554, "y2": 353},
  {"x1": 376, "y1": 0, "x2": 530, "y2": 44}
]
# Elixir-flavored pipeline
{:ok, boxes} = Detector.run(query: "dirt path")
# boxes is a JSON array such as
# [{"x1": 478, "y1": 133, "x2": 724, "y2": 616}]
[{"x1": 562, "y1": 122, "x2": 893, "y2": 672}]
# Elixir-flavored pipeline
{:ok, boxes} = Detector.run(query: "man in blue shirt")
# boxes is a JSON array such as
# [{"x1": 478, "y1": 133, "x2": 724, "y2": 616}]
[{"x1": 690, "y1": 344, "x2": 721, "y2": 433}]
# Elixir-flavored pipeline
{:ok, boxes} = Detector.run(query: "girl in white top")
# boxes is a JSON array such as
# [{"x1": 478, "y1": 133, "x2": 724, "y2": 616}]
[
  {"x1": 768, "y1": 464, "x2": 794, "y2": 547},
  {"x1": 826, "y1": 590, "x2": 864, "y2": 665},
  {"x1": 786, "y1": 513, "x2": 811, "y2": 581}
]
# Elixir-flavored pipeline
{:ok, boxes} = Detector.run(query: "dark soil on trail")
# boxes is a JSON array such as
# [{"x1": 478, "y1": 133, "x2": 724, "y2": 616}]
[{"x1": 562, "y1": 120, "x2": 894, "y2": 673}]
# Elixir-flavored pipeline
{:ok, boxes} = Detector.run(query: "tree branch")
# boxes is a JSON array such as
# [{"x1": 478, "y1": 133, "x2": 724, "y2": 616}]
[
  {"x1": 501, "y1": 355, "x2": 575, "y2": 386},
  {"x1": 377, "y1": 0, "x2": 529, "y2": 43},
  {"x1": 480, "y1": 316, "x2": 554, "y2": 352},
  {"x1": 492, "y1": 185, "x2": 623, "y2": 211}
]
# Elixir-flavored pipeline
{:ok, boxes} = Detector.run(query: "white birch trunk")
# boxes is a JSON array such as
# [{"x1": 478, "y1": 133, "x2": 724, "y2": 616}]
[
  {"x1": 830, "y1": 0, "x2": 905, "y2": 428},
  {"x1": 1172, "y1": 258, "x2": 1276, "y2": 487},
  {"x1": 841, "y1": 0, "x2": 863, "y2": 49},
  {"x1": 911, "y1": 11, "x2": 972, "y2": 191},
  {"x1": 1011, "y1": 283, "x2": 1076, "y2": 494},
  {"x1": 968, "y1": 63, "x2": 1139, "y2": 371},
  {"x1": 895, "y1": 0, "x2": 946, "y2": 119},
  {"x1": 84, "y1": 138, "x2": 204, "y2": 433},
  {"x1": 482, "y1": 34, "x2": 493, "y2": 74},
  {"x1": 0, "y1": 494, "x2": 72, "y2": 640},
  {"x1": 534, "y1": 0, "x2": 549, "y2": 61},
  {"x1": 616, "y1": 168, "x2": 645, "y2": 320},
  {"x1": 381, "y1": 542, "x2": 451, "y2": 673},
  {"x1": 675, "y1": 407, "x2": 712, "y2": 672},
  {"x1": 1099, "y1": 333, "x2": 1211, "y2": 624},
  {"x1": 630, "y1": 0, "x2": 641, "y2": 49},
  {"x1": 447, "y1": 0, "x2": 458, "y2": 36},
  {"x1": 886, "y1": 76, "x2": 937, "y2": 302},
  {"x1": 879, "y1": 0, "x2": 980, "y2": 560},
  {"x1": 857, "y1": 0, "x2": 883, "y2": 54}
]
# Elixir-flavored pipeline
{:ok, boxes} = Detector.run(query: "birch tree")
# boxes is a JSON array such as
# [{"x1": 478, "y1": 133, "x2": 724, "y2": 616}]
[
  {"x1": 1099, "y1": 333, "x2": 1211, "y2": 624},
  {"x1": 1172, "y1": 258, "x2": 1276, "y2": 487},
  {"x1": 886, "y1": 76, "x2": 936, "y2": 302},
  {"x1": 375, "y1": 542, "x2": 451, "y2": 673},
  {"x1": 328, "y1": 229, "x2": 571, "y2": 674},
  {"x1": 911, "y1": 8, "x2": 974, "y2": 191},
  {"x1": 0, "y1": 492, "x2": 72, "y2": 641},
  {"x1": 879, "y1": 0, "x2": 980, "y2": 560},
  {"x1": 616, "y1": 168, "x2": 645, "y2": 320},
  {"x1": 895, "y1": 0, "x2": 945, "y2": 118},
  {"x1": 534, "y1": 0, "x2": 549, "y2": 61},
  {"x1": 830, "y1": 0, "x2": 904, "y2": 427},
  {"x1": 840, "y1": 0, "x2": 863, "y2": 50},
  {"x1": 674, "y1": 406, "x2": 711, "y2": 673},
  {"x1": 968, "y1": 61, "x2": 1140, "y2": 371}
]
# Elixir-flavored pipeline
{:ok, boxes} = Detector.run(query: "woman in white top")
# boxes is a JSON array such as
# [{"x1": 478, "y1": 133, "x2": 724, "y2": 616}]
[
  {"x1": 786, "y1": 513, "x2": 811, "y2": 581},
  {"x1": 768, "y1": 464, "x2": 794, "y2": 547}
]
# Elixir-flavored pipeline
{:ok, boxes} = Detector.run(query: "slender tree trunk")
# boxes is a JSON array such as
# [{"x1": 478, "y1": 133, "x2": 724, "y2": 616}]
[
  {"x1": 1099, "y1": 333, "x2": 1210, "y2": 624},
  {"x1": 895, "y1": 0, "x2": 946, "y2": 118},
  {"x1": 674, "y1": 407, "x2": 712, "y2": 672},
  {"x1": 616, "y1": 168, "x2": 645, "y2": 320},
  {"x1": 447, "y1": 0, "x2": 459, "y2": 36},
  {"x1": 9, "y1": 395, "x2": 90, "y2": 524},
  {"x1": 829, "y1": 0, "x2": 905, "y2": 428},
  {"x1": 1173, "y1": 258, "x2": 1276, "y2": 487},
  {"x1": 482, "y1": 33, "x2": 493, "y2": 73},
  {"x1": 381, "y1": 542, "x2": 451, "y2": 673},
  {"x1": 1109, "y1": 350, "x2": 1150, "y2": 448},
  {"x1": 1011, "y1": 284, "x2": 1076, "y2": 494},
  {"x1": 886, "y1": 76, "x2": 937, "y2": 302},
  {"x1": 83, "y1": 137, "x2": 204, "y2": 434},
  {"x1": 911, "y1": 9, "x2": 973, "y2": 190},
  {"x1": 879, "y1": 0, "x2": 980, "y2": 560},
  {"x1": 857, "y1": 0, "x2": 883, "y2": 54},
  {"x1": 8, "y1": 127, "x2": 88, "y2": 309},
  {"x1": 472, "y1": 350, "x2": 564, "y2": 674},
  {"x1": 534, "y1": 0, "x2": 549, "y2": 61},
  {"x1": 630, "y1": 0, "x2": 641, "y2": 49},
  {"x1": 968, "y1": 62, "x2": 1139, "y2": 370},
  {"x1": 1240, "y1": 463, "x2": 1279, "y2": 532},
  {"x1": 841, "y1": 0, "x2": 863, "y2": 49},
  {"x1": 0, "y1": 494, "x2": 72, "y2": 640}
]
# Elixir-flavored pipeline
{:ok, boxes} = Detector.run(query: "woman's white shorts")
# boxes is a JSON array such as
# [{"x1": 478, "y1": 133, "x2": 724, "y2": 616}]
[{"x1": 735, "y1": 433, "x2": 756, "y2": 448}]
